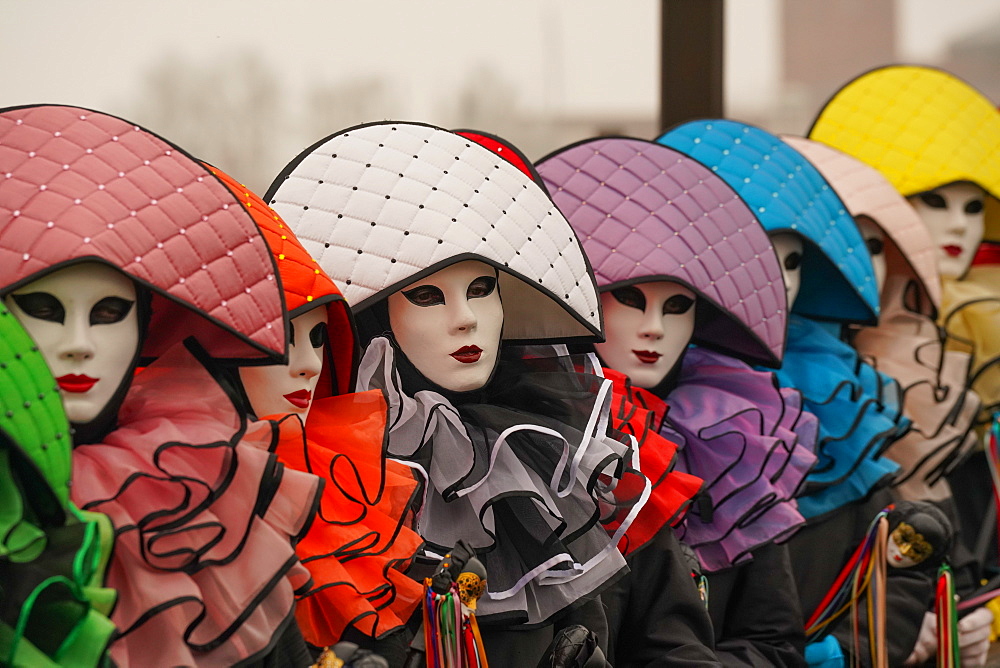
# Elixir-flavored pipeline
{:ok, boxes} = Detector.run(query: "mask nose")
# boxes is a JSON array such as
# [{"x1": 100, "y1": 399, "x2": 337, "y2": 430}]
[
  {"x1": 452, "y1": 299, "x2": 478, "y2": 333},
  {"x1": 60, "y1": 317, "x2": 97, "y2": 362},
  {"x1": 638, "y1": 309, "x2": 664, "y2": 340}
]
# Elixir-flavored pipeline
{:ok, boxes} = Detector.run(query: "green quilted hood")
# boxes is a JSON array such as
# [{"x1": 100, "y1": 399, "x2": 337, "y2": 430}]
[{"x1": 0, "y1": 302, "x2": 72, "y2": 510}]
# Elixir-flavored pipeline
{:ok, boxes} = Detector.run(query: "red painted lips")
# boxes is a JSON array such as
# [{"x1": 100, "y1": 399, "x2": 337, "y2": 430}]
[
  {"x1": 451, "y1": 346, "x2": 483, "y2": 364},
  {"x1": 57, "y1": 374, "x2": 99, "y2": 393},
  {"x1": 942, "y1": 245, "x2": 963, "y2": 258},
  {"x1": 632, "y1": 350, "x2": 662, "y2": 364},
  {"x1": 284, "y1": 389, "x2": 312, "y2": 409}
]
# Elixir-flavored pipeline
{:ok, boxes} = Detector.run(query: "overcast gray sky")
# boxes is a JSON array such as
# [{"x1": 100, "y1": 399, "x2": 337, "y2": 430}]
[{"x1": 5, "y1": 0, "x2": 997, "y2": 118}]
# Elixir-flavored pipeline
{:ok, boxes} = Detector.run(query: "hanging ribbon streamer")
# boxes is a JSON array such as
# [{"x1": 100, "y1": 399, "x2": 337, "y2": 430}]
[
  {"x1": 935, "y1": 563, "x2": 959, "y2": 668},
  {"x1": 854, "y1": 515, "x2": 887, "y2": 668},
  {"x1": 805, "y1": 508, "x2": 891, "y2": 667},
  {"x1": 421, "y1": 579, "x2": 488, "y2": 668},
  {"x1": 410, "y1": 541, "x2": 489, "y2": 668},
  {"x1": 985, "y1": 413, "x2": 1000, "y2": 560}
]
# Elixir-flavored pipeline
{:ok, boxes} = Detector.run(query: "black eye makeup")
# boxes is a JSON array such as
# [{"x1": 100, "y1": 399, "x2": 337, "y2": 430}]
[
  {"x1": 783, "y1": 251, "x2": 802, "y2": 272},
  {"x1": 918, "y1": 193, "x2": 947, "y2": 209},
  {"x1": 466, "y1": 276, "x2": 497, "y2": 299},
  {"x1": 865, "y1": 237, "x2": 885, "y2": 256},
  {"x1": 11, "y1": 292, "x2": 66, "y2": 324},
  {"x1": 402, "y1": 285, "x2": 446, "y2": 307},
  {"x1": 90, "y1": 297, "x2": 134, "y2": 325},
  {"x1": 662, "y1": 294, "x2": 695, "y2": 315},
  {"x1": 965, "y1": 199, "x2": 984, "y2": 215},
  {"x1": 610, "y1": 286, "x2": 646, "y2": 311},
  {"x1": 309, "y1": 322, "x2": 328, "y2": 349}
]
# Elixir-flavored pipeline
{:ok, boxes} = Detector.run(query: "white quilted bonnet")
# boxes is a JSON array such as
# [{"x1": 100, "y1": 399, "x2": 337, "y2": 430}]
[{"x1": 266, "y1": 121, "x2": 602, "y2": 343}]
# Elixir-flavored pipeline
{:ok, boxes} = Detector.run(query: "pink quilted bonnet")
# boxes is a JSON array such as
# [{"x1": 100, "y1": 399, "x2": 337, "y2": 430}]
[
  {"x1": 537, "y1": 137, "x2": 787, "y2": 367},
  {"x1": 783, "y1": 135, "x2": 941, "y2": 313},
  {"x1": 0, "y1": 105, "x2": 285, "y2": 361}
]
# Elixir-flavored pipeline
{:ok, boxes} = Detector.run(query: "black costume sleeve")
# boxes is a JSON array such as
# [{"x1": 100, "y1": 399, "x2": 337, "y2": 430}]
[
  {"x1": 706, "y1": 542, "x2": 807, "y2": 667},
  {"x1": 933, "y1": 493, "x2": 981, "y2": 596},
  {"x1": 603, "y1": 526, "x2": 722, "y2": 667}
]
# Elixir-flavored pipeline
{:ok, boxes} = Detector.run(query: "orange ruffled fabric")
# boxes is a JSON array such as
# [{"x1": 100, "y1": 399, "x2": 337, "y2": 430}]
[
  {"x1": 265, "y1": 391, "x2": 423, "y2": 647},
  {"x1": 72, "y1": 345, "x2": 320, "y2": 667},
  {"x1": 602, "y1": 368, "x2": 703, "y2": 556},
  {"x1": 854, "y1": 277, "x2": 981, "y2": 502}
]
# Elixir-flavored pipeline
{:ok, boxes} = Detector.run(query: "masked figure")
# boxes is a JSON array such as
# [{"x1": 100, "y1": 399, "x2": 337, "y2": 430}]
[
  {"x1": 785, "y1": 136, "x2": 980, "y2": 505},
  {"x1": 0, "y1": 105, "x2": 321, "y2": 667},
  {"x1": 658, "y1": 120, "x2": 938, "y2": 665},
  {"x1": 808, "y1": 63, "x2": 1000, "y2": 668},
  {"x1": 885, "y1": 502, "x2": 953, "y2": 572},
  {"x1": 0, "y1": 301, "x2": 116, "y2": 666},
  {"x1": 266, "y1": 121, "x2": 650, "y2": 665},
  {"x1": 539, "y1": 136, "x2": 817, "y2": 666},
  {"x1": 658, "y1": 120, "x2": 904, "y2": 519},
  {"x1": 211, "y1": 165, "x2": 424, "y2": 658},
  {"x1": 809, "y1": 65, "x2": 1000, "y2": 434}
]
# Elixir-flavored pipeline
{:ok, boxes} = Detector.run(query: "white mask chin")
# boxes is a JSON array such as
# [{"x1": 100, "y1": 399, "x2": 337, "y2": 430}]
[
  {"x1": 5, "y1": 262, "x2": 139, "y2": 425},
  {"x1": 240, "y1": 307, "x2": 327, "y2": 421},
  {"x1": 907, "y1": 182, "x2": 986, "y2": 279},
  {"x1": 854, "y1": 216, "x2": 887, "y2": 295},
  {"x1": 770, "y1": 233, "x2": 804, "y2": 309},
  {"x1": 596, "y1": 281, "x2": 696, "y2": 390},
  {"x1": 388, "y1": 260, "x2": 503, "y2": 393}
]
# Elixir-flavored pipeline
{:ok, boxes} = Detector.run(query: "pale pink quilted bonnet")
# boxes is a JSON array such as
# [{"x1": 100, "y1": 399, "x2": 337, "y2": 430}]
[{"x1": 783, "y1": 135, "x2": 941, "y2": 312}]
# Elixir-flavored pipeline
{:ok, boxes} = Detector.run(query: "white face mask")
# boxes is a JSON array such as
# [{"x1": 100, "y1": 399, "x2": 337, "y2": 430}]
[
  {"x1": 855, "y1": 216, "x2": 887, "y2": 295},
  {"x1": 5, "y1": 262, "x2": 139, "y2": 425},
  {"x1": 886, "y1": 521, "x2": 933, "y2": 570},
  {"x1": 388, "y1": 260, "x2": 503, "y2": 393},
  {"x1": 907, "y1": 182, "x2": 986, "y2": 279},
  {"x1": 239, "y1": 306, "x2": 327, "y2": 421},
  {"x1": 770, "y1": 233, "x2": 804, "y2": 309},
  {"x1": 596, "y1": 281, "x2": 696, "y2": 390}
]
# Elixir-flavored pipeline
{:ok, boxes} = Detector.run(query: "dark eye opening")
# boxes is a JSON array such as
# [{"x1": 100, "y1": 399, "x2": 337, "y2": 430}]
[
  {"x1": 865, "y1": 238, "x2": 885, "y2": 256},
  {"x1": 90, "y1": 297, "x2": 134, "y2": 325},
  {"x1": 466, "y1": 276, "x2": 497, "y2": 299},
  {"x1": 965, "y1": 199, "x2": 984, "y2": 215},
  {"x1": 662, "y1": 294, "x2": 695, "y2": 315},
  {"x1": 309, "y1": 322, "x2": 328, "y2": 349},
  {"x1": 11, "y1": 292, "x2": 65, "y2": 324},
  {"x1": 783, "y1": 252, "x2": 802, "y2": 272},
  {"x1": 918, "y1": 193, "x2": 947, "y2": 209},
  {"x1": 610, "y1": 286, "x2": 646, "y2": 311},
  {"x1": 402, "y1": 285, "x2": 445, "y2": 307}
]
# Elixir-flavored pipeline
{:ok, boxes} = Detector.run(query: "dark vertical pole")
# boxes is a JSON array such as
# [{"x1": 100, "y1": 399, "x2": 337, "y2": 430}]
[{"x1": 659, "y1": 0, "x2": 725, "y2": 133}]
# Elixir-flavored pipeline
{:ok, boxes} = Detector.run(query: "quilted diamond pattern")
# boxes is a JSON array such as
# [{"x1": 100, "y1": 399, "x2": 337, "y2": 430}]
[
  {"x1": 537, "y1": 137, "x2": 786, "y2": 366},
  {"x1": 266, "y1": 121, "x2": 601, "y2": 343},
  {"x1": 809, "y1": 65, "x2": 1000, "y2": 243},
  {"x1": 658, "y1": 120, "x2": 879, "y2": 325},
  {"x1": 0, "y1": 302, "x2": 72, "y2": 506},
  {"x1": 207, "y1": 164, "x2": 357, "y2": 395},
  {"x1": 784, "y1": 135, "x2": 941, "y2": 311},
  {"x1": 0, "y1": 106, "x2": 284, "y2": 360}
]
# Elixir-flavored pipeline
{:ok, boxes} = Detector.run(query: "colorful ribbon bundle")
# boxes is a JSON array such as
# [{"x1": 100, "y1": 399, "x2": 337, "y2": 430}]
[
  {"x1": 421, "y1": 579, "x2": 488, "y2": 668},
  {"x1": 935, "y1": 563, "x2": 959, "y2": 668},
  {"x1": 805, "y1": 509, "x2": 890, "y2": 667},
  {"x1": 407, "y1": 541, "x2": 489, "y2": 668}
]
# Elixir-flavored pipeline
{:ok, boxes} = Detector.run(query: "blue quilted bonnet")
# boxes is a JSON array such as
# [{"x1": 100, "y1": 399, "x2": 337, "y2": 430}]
[{"x1": 656, "y1": 120, "x2": 879, "y2": 325}]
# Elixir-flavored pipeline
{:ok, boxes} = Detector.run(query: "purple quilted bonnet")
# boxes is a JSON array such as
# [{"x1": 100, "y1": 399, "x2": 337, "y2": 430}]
[{"x1": 537, "y1": 137, "x2": 787, "y2": 366}]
